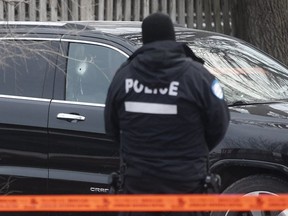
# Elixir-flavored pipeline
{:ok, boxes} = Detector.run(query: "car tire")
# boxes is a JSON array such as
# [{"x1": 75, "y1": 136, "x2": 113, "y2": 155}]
[{"x1": 211, "y1": 175, "x2": 288, "y2": 216}]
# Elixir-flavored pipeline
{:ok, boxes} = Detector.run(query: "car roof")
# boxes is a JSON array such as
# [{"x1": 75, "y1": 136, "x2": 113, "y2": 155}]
[
  {"x1": 0, "y1": 21, "x2": 96, "y2": 35},
  {"x1": 69, "y1": 21, "x2": 143, "y2": 34},
  {"x1": 0, "y1": 20, "x2": 220, "y2": 36},
  {"x1": 0, "y1": 21, "x2": 237, "y2": 48},
  {"x1": 0, "y1": 21, "x2": 142, "y2": 47},
  {"x1": 65, "y1": 21, "x2": 234, "y2": 45}
]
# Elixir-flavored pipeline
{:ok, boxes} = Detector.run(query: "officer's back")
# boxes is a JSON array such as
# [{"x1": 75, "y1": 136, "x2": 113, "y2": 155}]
[{"x1": 105, "y1": 12, "x2": 230, "y2": 197}]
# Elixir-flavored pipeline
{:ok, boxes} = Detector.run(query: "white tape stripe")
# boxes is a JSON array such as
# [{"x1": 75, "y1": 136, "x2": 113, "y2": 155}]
[{"x1": 125, "y1": 101, "x2": 177, "y2": 114}]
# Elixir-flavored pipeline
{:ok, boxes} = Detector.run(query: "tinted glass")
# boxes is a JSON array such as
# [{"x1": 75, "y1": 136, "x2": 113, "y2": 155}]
[
  {"x1": 178, "y1": 33, "x2": 288, "y2": 104},
  {"x1": 66, "y1": 43, "x2": 127, "y2": 104},
  {"x1": 0, "y1": 40, "x2": 56, "y2": 98}
]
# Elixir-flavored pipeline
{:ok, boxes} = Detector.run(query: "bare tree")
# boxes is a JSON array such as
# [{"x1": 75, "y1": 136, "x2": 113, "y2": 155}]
[{"x1": 231, "y1": 0, "x2": 288, "y2": 66}]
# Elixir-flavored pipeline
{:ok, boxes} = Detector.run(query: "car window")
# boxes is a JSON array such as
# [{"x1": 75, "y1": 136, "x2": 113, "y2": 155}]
[
  {"x1": 182, "y1": 35, "x2": 288, "y2": 104},
  {"x1": 0, "y1": 40, "x2": 57, "y2": 98},
  {"x1": 66, "y1": 43, "x2": 127, "y2": 104}
]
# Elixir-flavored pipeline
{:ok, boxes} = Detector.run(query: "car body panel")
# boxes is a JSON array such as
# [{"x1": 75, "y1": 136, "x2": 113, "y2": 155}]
[
  {"x1": 0, "y1": 35, "x2": 59, "y2": 194},
  {"x1": 211, "y1": 103, "x2": 288, "y2": 172},
  {"x1": 0, "y1": 96, "x2": 49, "y2": 194},
  {"x1": 47, "y1": 36, "x2": 131, "y2": 194},
  {"x1": 48, "y1": 100, "x2": 118, "y2": 194}
]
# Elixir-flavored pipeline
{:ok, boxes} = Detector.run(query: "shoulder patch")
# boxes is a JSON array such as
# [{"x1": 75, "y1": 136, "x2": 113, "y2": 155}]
[{"x1": 211, "y1": 79, "x2": 224, "y2": 99}]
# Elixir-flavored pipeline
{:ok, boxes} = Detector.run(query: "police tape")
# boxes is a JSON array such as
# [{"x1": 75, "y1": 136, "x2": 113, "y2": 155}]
[{"x1": 0, "y1": 194, "x2": 288, "y2": 212}]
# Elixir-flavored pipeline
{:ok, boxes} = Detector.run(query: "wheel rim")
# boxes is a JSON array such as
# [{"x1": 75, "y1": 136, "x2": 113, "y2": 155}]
[{"x1": 223, "y1": 191, "x2": 288, "y2": 216}]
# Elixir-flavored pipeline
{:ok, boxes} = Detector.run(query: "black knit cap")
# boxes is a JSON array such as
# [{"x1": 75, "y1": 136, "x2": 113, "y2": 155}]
[{"x1": 142, "y1": 12, "x2": 176, "y2": 44}]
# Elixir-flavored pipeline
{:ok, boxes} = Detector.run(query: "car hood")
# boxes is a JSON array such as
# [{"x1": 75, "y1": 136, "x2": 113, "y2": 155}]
[{"x1": 212, "y1": 101, "x2": 288, "y2": 156}]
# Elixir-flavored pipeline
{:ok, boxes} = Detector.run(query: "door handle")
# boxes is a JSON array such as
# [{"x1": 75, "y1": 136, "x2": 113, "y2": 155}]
[{"x1": 57, "y1": 113, "x2": 85, "y2": 121}]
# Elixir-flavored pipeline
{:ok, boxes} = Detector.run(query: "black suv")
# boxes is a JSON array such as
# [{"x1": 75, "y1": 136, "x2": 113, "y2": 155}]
[{"x1": 1, "y1": 21, "x2": 288, "y2": 216}]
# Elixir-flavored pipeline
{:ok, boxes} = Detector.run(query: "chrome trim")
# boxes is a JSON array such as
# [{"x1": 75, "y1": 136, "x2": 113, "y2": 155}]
[
  {"x1": 52, "y1": 99, "x2": 105, "y2": 107},
  {"x1": 0, "y1": 37, "x2": 61, "y2": 41},
  {"x1": 0, "y1": 166, "x2": 47, "y2": 178},
  {"x1": 57, "y1": 113, "x2": 85, "y2": 121},
  {"x1": 0, "y1": 94, "x2": 51, "y2": 102},
  {"x1": 0, "y1": 21, "x2": 67, "y2": 26},
  {"x1": 61, "y1": 39, "x2": 129, "y2": 57},
  {"x1": 49, "y1": 169, "x2": 110, "y2": 184},
  {"x1": 0, "y1": 36, "x2": 129, "y2": 57}
]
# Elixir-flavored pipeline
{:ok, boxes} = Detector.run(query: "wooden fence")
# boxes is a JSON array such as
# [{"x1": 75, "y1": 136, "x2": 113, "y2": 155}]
[{"x1": 0, "y1": 0, "x2": 232, "y2": 35}]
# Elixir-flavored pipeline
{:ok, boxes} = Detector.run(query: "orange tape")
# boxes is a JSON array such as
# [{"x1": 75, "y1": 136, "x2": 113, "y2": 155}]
[{"x1": 0, "y1": 194, "x2": 288, "y2": 212}]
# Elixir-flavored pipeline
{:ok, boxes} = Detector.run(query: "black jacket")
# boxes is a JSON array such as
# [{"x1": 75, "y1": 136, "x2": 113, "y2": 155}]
[{"x1": 105, "y1": 40, "x2": 230, "y2": 181}]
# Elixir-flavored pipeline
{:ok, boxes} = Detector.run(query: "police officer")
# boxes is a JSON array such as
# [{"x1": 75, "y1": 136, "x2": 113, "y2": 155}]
[{"x1": 105, "y1": 12, "x2": 230, "y2": 216}]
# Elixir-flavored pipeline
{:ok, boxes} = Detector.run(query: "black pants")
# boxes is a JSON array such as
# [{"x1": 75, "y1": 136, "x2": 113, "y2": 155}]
[{"x1": 118, "y1": 175, "x2": 209, "y2": 216}]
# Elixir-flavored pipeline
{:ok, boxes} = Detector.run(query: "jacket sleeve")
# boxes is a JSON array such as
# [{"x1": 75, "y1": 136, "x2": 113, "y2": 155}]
[
  {"x1": 201, "y1": 72, "x2": 230, "y2": 150},
  {"x1": 104, "y1": 79, "x2": 120, "y2": 143},
  {"x1": 105, "y1": 60, "x2": 130, "y2": 143}
]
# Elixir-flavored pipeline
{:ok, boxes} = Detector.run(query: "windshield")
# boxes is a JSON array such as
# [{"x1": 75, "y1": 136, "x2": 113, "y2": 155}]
[{"x1": 182, "y1": 34, "x2": 288, "y2": 105}]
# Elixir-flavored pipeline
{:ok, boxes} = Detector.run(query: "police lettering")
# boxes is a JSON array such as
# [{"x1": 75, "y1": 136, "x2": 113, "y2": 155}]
[{"x1": 125, "y1": 79, "x2": 179, "y2": 96}]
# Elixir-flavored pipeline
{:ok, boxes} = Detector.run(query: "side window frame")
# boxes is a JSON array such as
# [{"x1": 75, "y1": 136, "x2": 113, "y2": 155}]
[
  {"x1": 0, "y1": 38, "x2": 60, "y2": 99},
  {"x1": 54, "y1": 39, "x2": 129, "y2": 103}
]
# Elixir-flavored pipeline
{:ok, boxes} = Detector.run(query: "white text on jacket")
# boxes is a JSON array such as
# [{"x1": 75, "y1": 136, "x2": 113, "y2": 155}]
[{"x1": 125, "y1": 79, "x2": 179, "y2": 96}]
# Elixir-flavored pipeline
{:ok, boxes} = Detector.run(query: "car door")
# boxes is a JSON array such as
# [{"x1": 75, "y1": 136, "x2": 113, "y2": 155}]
[
  {"x1": 0, "y1": 38, "x2": 59, "y2": 195},
  {"x1": 48, "y1": 39, "x2": 128, "y2": 194}
]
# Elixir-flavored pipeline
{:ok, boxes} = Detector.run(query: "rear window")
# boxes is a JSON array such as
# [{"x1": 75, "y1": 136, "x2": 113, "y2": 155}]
[{"x1": 0, "y1": 40, "x2": 57, "y2": 98}]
